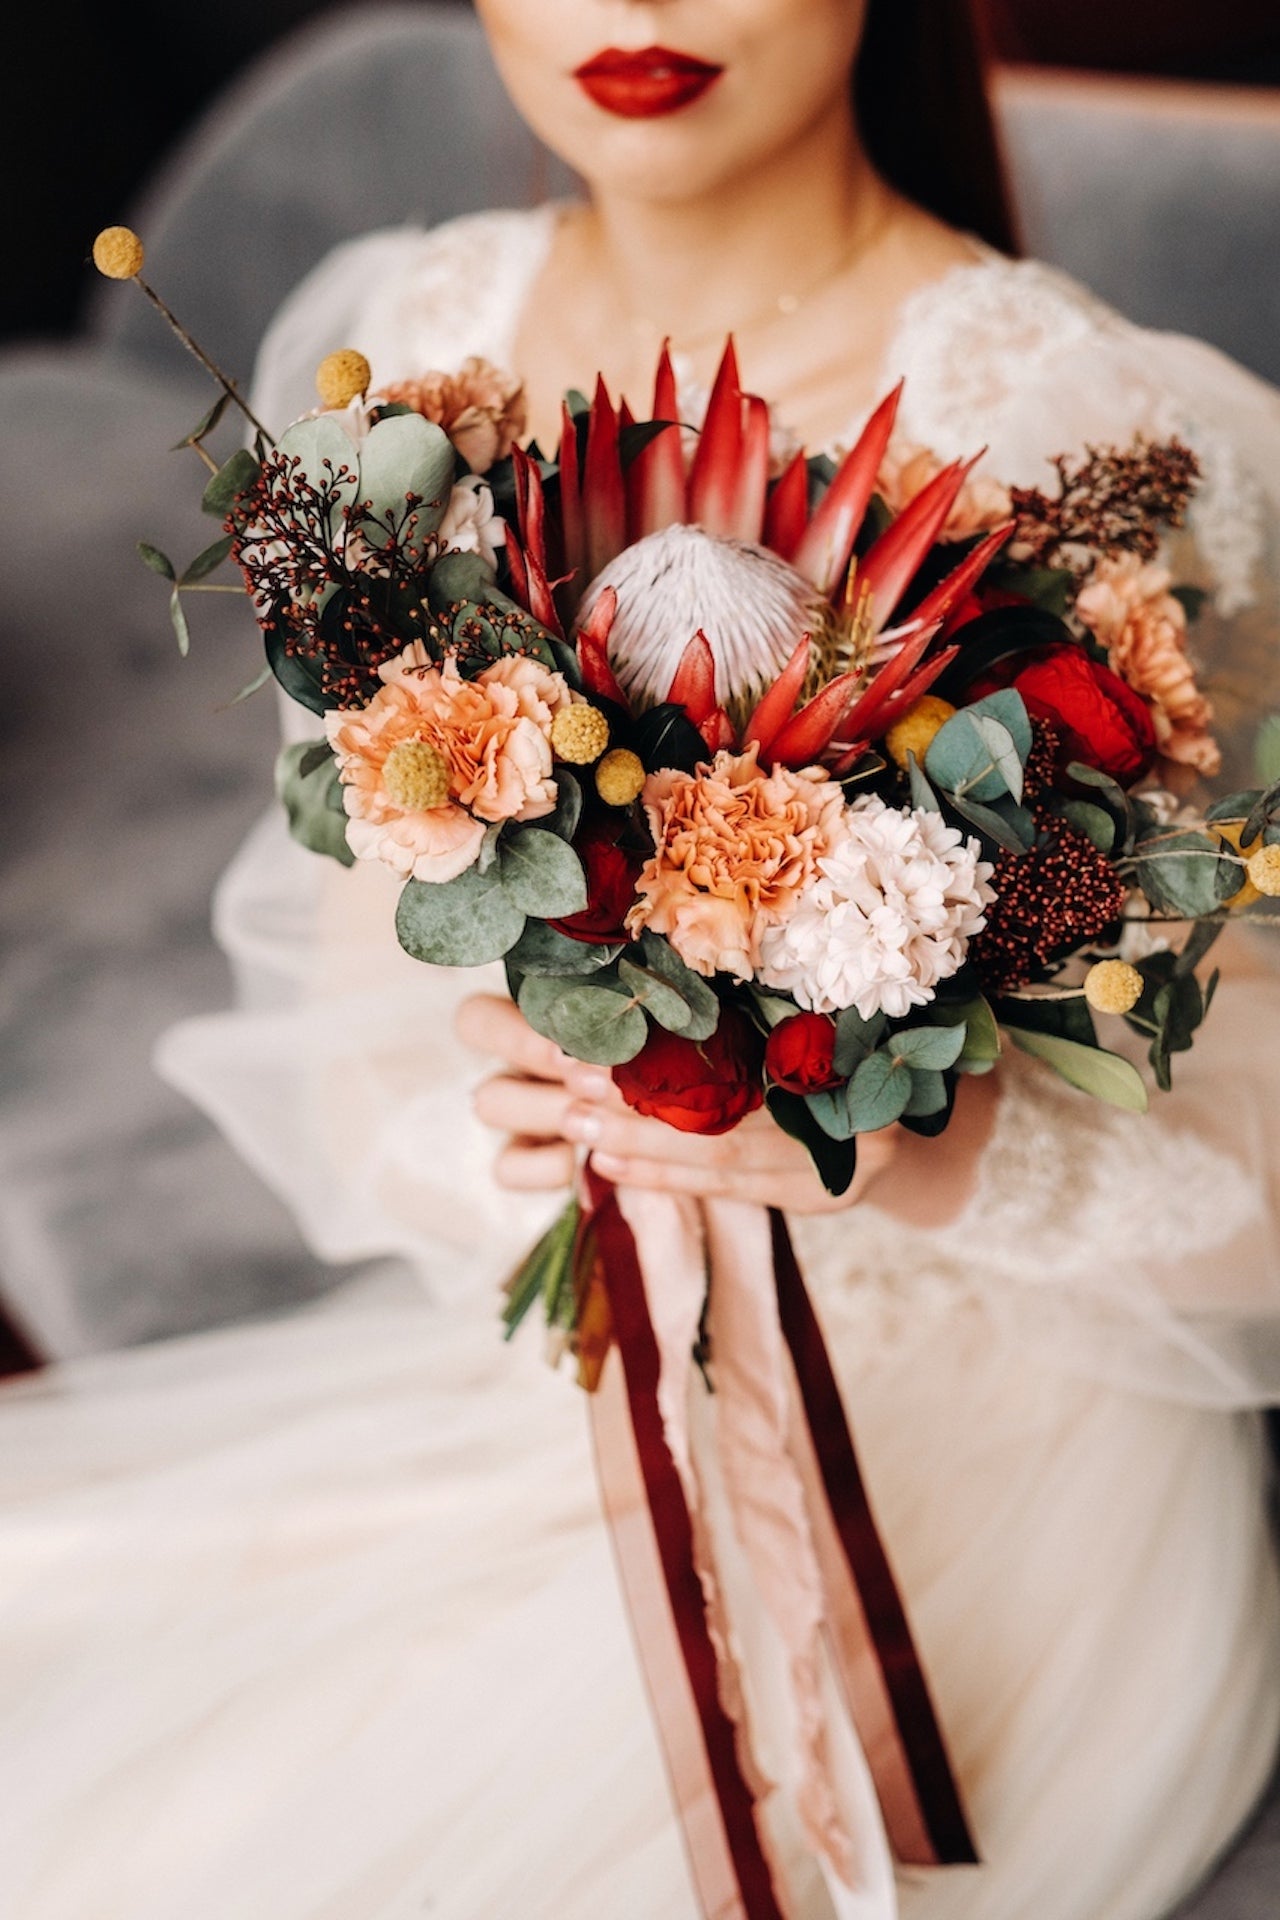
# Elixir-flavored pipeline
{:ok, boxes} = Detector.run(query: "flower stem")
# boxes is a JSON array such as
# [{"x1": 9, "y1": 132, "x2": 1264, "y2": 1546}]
[{"x1": 136, "y1": 277, "x2": 275, "y2": 445}]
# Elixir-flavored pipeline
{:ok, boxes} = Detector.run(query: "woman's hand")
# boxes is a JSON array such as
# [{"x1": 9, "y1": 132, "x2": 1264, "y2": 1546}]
[{"x1": 457, "y1": 993, "x2": 1000, "y2": 1223}]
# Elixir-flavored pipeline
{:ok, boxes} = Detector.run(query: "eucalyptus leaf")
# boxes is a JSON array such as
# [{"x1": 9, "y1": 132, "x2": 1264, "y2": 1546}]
[
  {"x1": 1134, "y1": 830, "x2": 1237, "y2": 918},
  {"x1": 201, "y1": 446, "x2": 261, "y2": 519},
  {"x1": 1174, "y1": 917, "x2": 1224, "y2": 979},
  {"x1": 171, "y1": 390, "x2": 231, "y2": 450},
  {"x1": 833, "y1": 1005, "x2": 886, "y2": 1077},
  {"x1": 1205, "y1": 790, "x2": 1263, "y2": 825},
  {"x1": 907, "y1": 753, "x2": 941, "y2": 813},
  {"x1": 803, "y1": 1086, "x2": 858, "y2": 1141},
  {"x1": 1255, "y1": 716, "x2": 1280, "y2": 787},
  {"x1": 1006, "y1": 1026, "x2": 1148, "y2": 1111},
  {"x1": 476, "y1": 821, "x2": 504, "y2": 875},
  {"x1": 1243, "y1": 776, "x2": 1280, "y2": 850},
  {"x1": 971, "y1": 715, "x2": 1025, "y2": 803},
  {"x1": 926, "y1": 692, "x2": 1030, "y2": 806},
  {"x1": 274, "y1": 416, "x2": 359, "y2": 523},
  {"x1": 617, "y1": 957, "x2": 694, "y2": 1032},
  {"x1": 888, "y1": 1024, "x2": 967, "y2": 1071},
  {"x1": 357, "y1": 412, "x2": 456, "y2": 552},
  {"x1": 229, "y1": 663, "x2": 274, "y2": 705},
  {"x1": 931, "y1": 994, "x2": 1000, "y2": 1072},
  {"x1": 275, "y1": 741, "x2": 354, "y2": 867},
  {"x1": 429, "y1": 549, "x2": 500, "y2": 605},
  {"x1": 505, "y1": 919, "x2": 623, "y2": 977},
  {"x1": 846, "y1": 1050, "x2": 913, "y2": 1131},
  {"x1": 903, "y1": 1068, "x2": 949, "y2": 1117},
  {"x1": 518, "y1": 976, "x2": 648, "y2": 1066},
  {"x1": 1059, "y1": 799, "x2": 1116, "y2": 854},
  {"x1": 542, "y1": 770, "x2": 583, "y2": 843},
  {"x1": 138, "y1": 541, "x2": 176, "y2": 581},
  {"x1": 168, "y1": 585, "x2": 191, "y2": 657},
  {"x1": 500, "y1": 830, "x2": 588, "y2": 918},
  {"x1": 947, "y1": 790, "x2": 1035, "y2": 853},
  {"x1": 633, "y1": 933, "x2": 720, "y2": 1042},
  {"x1": 265, "y1": 622, "x2": 333, "y2": 714},
  {"x1": 180, "y1": 533, "x2": 235, "y2": 584},
  {"x1": 995, "y1": 990, "x2": 1096, "y2": 1047},
  {"x1": 396, "y1": 862, "x2": 526, "y2": 966}
]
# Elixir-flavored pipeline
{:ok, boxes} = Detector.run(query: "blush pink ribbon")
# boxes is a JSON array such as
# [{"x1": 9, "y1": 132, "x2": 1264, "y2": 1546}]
[{"x1": 581, "y1": 1166, "x2": 975, "y2": 1918}]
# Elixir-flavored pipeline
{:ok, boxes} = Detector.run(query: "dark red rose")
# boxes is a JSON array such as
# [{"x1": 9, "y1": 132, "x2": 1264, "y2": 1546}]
[
  {"x1": 764, "y1": 1012, "x2": 840, "y2": 1095},
  {"x1": 549, "y1": 817, "x2": 642, "y2": 945},
  {"x1": 975, "y1": 643, "x2": 1155, "y2": 785},
  {"x1": 611, "y1": 1006, "x2": 764, "y2": 1135}
]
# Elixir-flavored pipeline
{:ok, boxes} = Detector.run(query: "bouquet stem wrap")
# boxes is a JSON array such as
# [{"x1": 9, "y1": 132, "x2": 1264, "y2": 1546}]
[{"x1": 581, "y1": 1166, "x2": 976, "y2": 1917}]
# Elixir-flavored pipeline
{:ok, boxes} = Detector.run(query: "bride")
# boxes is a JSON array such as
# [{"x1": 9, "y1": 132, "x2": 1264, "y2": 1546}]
[{"x1": 5, "y1": 2, "x2": 1280, "y2": 1916}]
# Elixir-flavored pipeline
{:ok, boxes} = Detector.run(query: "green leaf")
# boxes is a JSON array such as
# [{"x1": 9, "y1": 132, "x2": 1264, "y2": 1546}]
[
  {"x1": 517, "y1": 976, "x2": 647, "y2": 1065},
  {"x1": 502, "y1": 1196, "x2": 579, "y2": 1340},
  {"x1": 542, "y1": 770, "x2": 583, "y2": 843},
  {"x1": 171, "y1": 390, "x2": 231, "y2": 450},
  {"x1": 846, "y1": 1050, "x2": 913, "y2": 1131},
  {"x1": 750, "y1": 989, "x2": 805, "y2": 1030},
  {"x1": 996, "y1": 563, "x2": 1075, "y2": 617},
  {"x1": 803, "y1": 1087, "x2": 858, "y2": 1141},
  {"x1": 505, "y1": 919, "x2": 623, "y2": 977},
  {"x1": 617, "y1": 957, "x2": 694, "y2": 1032},
  {"x1": 1243, "y1": 775, "x2": 1280, "y2": 850},
  {"x1": 1059, "y1": 800, "x2": 1116, "y2": 854},
  {"x1": 201, "y1": 446, "x2": 261, "y2": 518},
  {"x1": 264, "y1": 623, "x2": 334, "y2": 715},
  {"x1": 947, "y1": 790, "x2": 1036, "y2": 853},
  {"x1": 1174, "y1": 917, "x2": 1224, "y2": 979},
  {"x1": 1255, "y1": 716, "x2": 1280, "y2": 787},
  {"x1": 888, "y1": 1024, "x2": 967, "y2": 1071},
  {"x1": 274, "y1": 740, "x2": 354, "y2": 867},
  {"x1": 907, "y1": 753, "x2": 941, "y2": 813},
  {"x1": 925, "y1": 691, "x2": 1031, "y2": 804},
  {"x1": 765, "y1": 1088, "x2": 857, "y2": 1196},
  {"x1": 971, "y1": 715, "x2": 1025, "y2": 803},
  {"x1": 1204, "y1": 790, "x2": 1262, "y2": 825},
  {"x1": 931, "y1": 994, "x2": 1001, "y2": 1072},
  {"x1": 1134, "y1": 830, "x2": 1237, "y2": 918},
  {"x1": 833, "y1": 1005, "x2": 886, "y2": 1076},
  {"x1": 168, "y1": 584, "x2": 191, "y2": 656},
  {"x1": 357, "y1": 412, "x2": 456, "y2": 552},
  {"x1": 903, "y1": 1068, "x2": 949, "y2": 1117},
  {"x1": 138, "y1": 541, "x2": 176, "y2": 581},
  {"x1": 180, "y1": 533, "x2": 235, "y2": 584},
  {"x1": 1005, "y1": 1026, "x2": 1148, "y2": 1111},
  {"x1": 396, "y1": 862, "x2": 527, "y2": 966},
  {"x1": 228, "y1": 663, "x2": 274, "y2": 705},
  {"x1": 632, "y1": 933, "x2": 720, "y2": 1042},
  {"x1": 499, "y1": 830, "x2": 588, "y2": 918},
  {"x1": 630, "y1": 703, "x2": 710, "y2": 775},
  {"x1": 429, "y1": 549, "x2": 500, "y2": 605},
  {"x1": 995, "y1": 989, "x2": 1097, "y2": 1047}
]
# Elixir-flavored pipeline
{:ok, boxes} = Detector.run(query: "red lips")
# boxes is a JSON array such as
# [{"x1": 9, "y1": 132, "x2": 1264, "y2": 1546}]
[{"x1": 573, "y1": 45, "x2": 724, "y2": 119}]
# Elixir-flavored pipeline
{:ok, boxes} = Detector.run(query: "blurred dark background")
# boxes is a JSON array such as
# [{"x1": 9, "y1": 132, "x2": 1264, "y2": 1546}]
[{"x1": 13, "y1": 0, "x2": 1280, "y2": 346}]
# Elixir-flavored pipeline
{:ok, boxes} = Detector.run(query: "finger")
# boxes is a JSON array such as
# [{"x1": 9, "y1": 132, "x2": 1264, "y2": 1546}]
[
  {"x1": 587, "y1": 1148, "x2": 742, "y2": 1200},
  {"x1": 472, "y1": 1073, "x2": 574, "y2": 1139},
  {"x1": 494, "y1": 1137, "x2": 577, "y2": 1191},
  {"x1": 563, "y1": 1102, "x2": 738, "y2": 1168},
  {"x1": 454, "y1": 993, "x2": 573, "y2": 1083}
]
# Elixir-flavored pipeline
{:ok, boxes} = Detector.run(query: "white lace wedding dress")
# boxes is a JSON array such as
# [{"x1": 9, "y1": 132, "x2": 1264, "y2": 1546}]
[{"x1": 4, "y1": 206, "x2": 1280, "y2": 1920}]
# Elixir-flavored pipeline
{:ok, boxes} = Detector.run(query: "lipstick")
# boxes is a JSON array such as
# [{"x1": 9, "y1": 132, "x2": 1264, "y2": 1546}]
[{"x1": 573, "y1": 46, "x2": 724, "y2": 120}]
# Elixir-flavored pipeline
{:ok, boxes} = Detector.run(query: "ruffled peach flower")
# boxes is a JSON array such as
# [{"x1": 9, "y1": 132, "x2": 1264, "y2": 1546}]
[
  {"x1": 378, "y1": 358, "x2": 527, "y2": 473},
  {"x1": 1075, "y1": 554, "x2": 1221, "y2": 776},
  {"x1": 627, "y1": 745, "x2": 846, "y2": 980},
  {"x1": 325, "y1": 648, "x2": 572, "y2": 882},
  {"x1": 875, "y1": 440, "x2": 1012, "y2": 542}
]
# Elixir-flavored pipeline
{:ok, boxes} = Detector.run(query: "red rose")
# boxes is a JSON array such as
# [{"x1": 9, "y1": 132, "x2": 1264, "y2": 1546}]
[
  {"x1": 764, "y1": 1013, "x2": 840, "y2": 1095},
  {"x1": 612, "y1": 1006, "x2": 764, "y2": 1135},
  {"x1": 977, "y1": 643, "x2": 1155, "y2": 785},
  {"x1": 549, "y1": 817, "x2": 641, "y2": 945}
]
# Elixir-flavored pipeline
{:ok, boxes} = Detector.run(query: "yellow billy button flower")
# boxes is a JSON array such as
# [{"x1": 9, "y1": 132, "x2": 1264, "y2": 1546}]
[
  {"x1": 1245, "y1": 843, "x2": 1280, "y2": 897},
  {"x1": 595, "y1": 748, "x2": 647, "y2": 807},
  {"x1": 92, "y1": 226, "x2": 145, "y2": 280},
  {"x1": 382, "y1": 739, "x2": 451, "y2": 812},
  {"x1": 316, "y1": 348, "x2": 372, "y2": 411},
  {"x1": 550, "y1": 702, "x2": 610, "y2": 766},
  {"x1": 884, "y1": 694, "x2": 957, "y2": 771},
  {"x1": 1083, "y1": 958, "x2": 1144, "y2": 1016}
]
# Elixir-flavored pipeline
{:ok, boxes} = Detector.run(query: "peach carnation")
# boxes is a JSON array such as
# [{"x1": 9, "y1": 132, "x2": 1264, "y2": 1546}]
[
  {"x1": 378, "y1": 358, "x2": 526, "y2": 473},
  {"x1": 627, "y1": 745, "x2": 846, "y2": 981},
  {"x1": 325, "y1": 647, "x2": 572, "y2": 882},
  {"x1": 876, "y1": 440, "x2": 1012, "y2": 542},
  {"x1": 1075, "y1": 554, "x2": 1221, "y2": 777}
]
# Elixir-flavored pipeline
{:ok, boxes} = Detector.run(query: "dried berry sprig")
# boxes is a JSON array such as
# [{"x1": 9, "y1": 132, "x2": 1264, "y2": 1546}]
[{"x1": 1010, "y1": 435, "x2": 1200, "y2": 576}]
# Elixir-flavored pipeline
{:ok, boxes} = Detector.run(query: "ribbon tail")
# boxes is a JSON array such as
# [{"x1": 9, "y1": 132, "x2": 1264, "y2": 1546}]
[
  {"x1": 584, "y1": 1168, "x2": 789, "y2": 1919},
  {"x1": 771, "y1": 1211, "x2": 978, "y2": 1868}
]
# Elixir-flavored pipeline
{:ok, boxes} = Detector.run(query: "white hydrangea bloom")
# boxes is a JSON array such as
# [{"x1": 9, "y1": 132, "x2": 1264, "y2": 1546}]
[{"x1": 757, "y1": 795, "x2": 995, "y2": 1018}]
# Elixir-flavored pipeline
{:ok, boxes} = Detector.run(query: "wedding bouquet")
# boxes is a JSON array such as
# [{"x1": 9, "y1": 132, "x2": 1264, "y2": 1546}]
[{"x1": 96, "y1": 221, "x2": 1280, "y2": 1902}]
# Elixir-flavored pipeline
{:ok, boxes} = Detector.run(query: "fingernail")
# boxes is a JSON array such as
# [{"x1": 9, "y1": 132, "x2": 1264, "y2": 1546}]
[
  {"x1": 591, "y1": 1151, "x2": 625, "y2": 1177},
  {"x1": 567, "y1": 1066, "x2": 612, "y2": 1101},
  {"x1": 564, "y1": 1105, "x2": 603, "y2": 1146}
]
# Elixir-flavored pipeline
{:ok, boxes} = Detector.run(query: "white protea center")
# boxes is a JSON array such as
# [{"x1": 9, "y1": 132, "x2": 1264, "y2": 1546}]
[{"x1": 577, "y1": 524, "x2": 823, "y2": 717}]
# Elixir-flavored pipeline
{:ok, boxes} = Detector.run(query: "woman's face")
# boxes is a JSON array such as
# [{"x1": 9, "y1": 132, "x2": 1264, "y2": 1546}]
[{"x1": 472, "y1": 1, "x2": 869, "y2": 205}]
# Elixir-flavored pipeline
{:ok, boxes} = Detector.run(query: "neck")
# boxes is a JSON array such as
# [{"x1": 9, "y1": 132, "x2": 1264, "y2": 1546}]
[{"x1": 580, "y1": 100, "x2": 891, "y2": 352}]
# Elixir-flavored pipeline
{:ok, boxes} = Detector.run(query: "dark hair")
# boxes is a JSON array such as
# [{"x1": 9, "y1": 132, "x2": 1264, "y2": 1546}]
[{"x1": 855, "y1": 0, "x2": 1020, "y2": 255}]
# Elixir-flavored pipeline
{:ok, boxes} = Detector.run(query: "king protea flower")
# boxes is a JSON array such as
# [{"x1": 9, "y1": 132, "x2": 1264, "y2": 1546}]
[{"x1": 502, "y1": 340, "x2": 1013, "y2": 770}]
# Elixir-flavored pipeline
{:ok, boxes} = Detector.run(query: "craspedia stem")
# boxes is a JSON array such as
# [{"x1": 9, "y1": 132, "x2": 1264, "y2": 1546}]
[{"x1": 135, "y1": 278, "x2": 275, "y2": 445}]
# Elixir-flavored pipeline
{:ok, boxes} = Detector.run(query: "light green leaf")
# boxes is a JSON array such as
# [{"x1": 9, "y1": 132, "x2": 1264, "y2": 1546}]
[
  {"x1": 506, "y1": 920, "x2": 622, "y2": 977},
  {"x1": 275, "y1": 740, "x2": 354, "y2": 867},
  {"x1": 971, "y1": 715, "x2": 1024, "y2": 803},
  {"x1": 804, "y1": 1087, "x2": 858, "y2": 1141},
  {"x1": 1134, "y1": 830, "x2": 1237, "y2": 918},
  {"x1": 888, "y1": 1024, "x2": 967, "y2": 1071},
  {"x1": 201, "y1": 446, "x2": 260, "y2": 518},
  {"x1": 228, "y1": 663, "x2": 274, "y2": 705},
  {"x1": 846, "y1": 1050, "x2": 912, "y2": 1131},
  {"x1": 180, "y1": 532, "x2": 235, "y2": 584},
  {"x1": 903, "y1": 1069, "x2": 949, "y2": 1117},
  {"x1": 907, "y1": 752, "x2": 940, "y2": 812},
  {"x1": 138, "y1": 541, "x2": 176, "y2": 581},
  {"x1": 1255, "y1": 716, "x2": 1280, "y2": 787},
  {"x1": 633, "y1": 934, "x2": 720, "y2": 1042},
  {"x1": 168, "y1": 584, "x2": 191, "y2": 656},
  {"x1": 500, "y1": 830, "x2": 588, "y2": 918},
  {"x1": 171, "y1": 390, "x2": 231, "y2": 451},
  {"x1": 357, "y1": 412, "x2": 456, "y2": 553},
  {"x1": 518, "y1": 976, "x2": 647, "y2": 1065},
  {"x1": 926, "y1": 691, "x2": 1031, "y2": 804},
  {"x1": 617, "y1": 957, "x2": 693, "y2": 1032},
  {"x1": 1060, "y1": 799, "x2": 1116, "y2": 853},
  {"x1": 396, "y1": 862, "x2": 526, "y2": 966},
  {"x1": 273, "y1": 418, "x2": 358, "y2": 528},
  {"x1": 833, "y1": 1005, "x2": 886, "y2": 1076},
  {"x1": 931, "y1": 995, "x2": 1001, "y2": 1072},
  {"x1": 1006, "y1": 1026, "x2": 1148, "y2": 1111}
]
